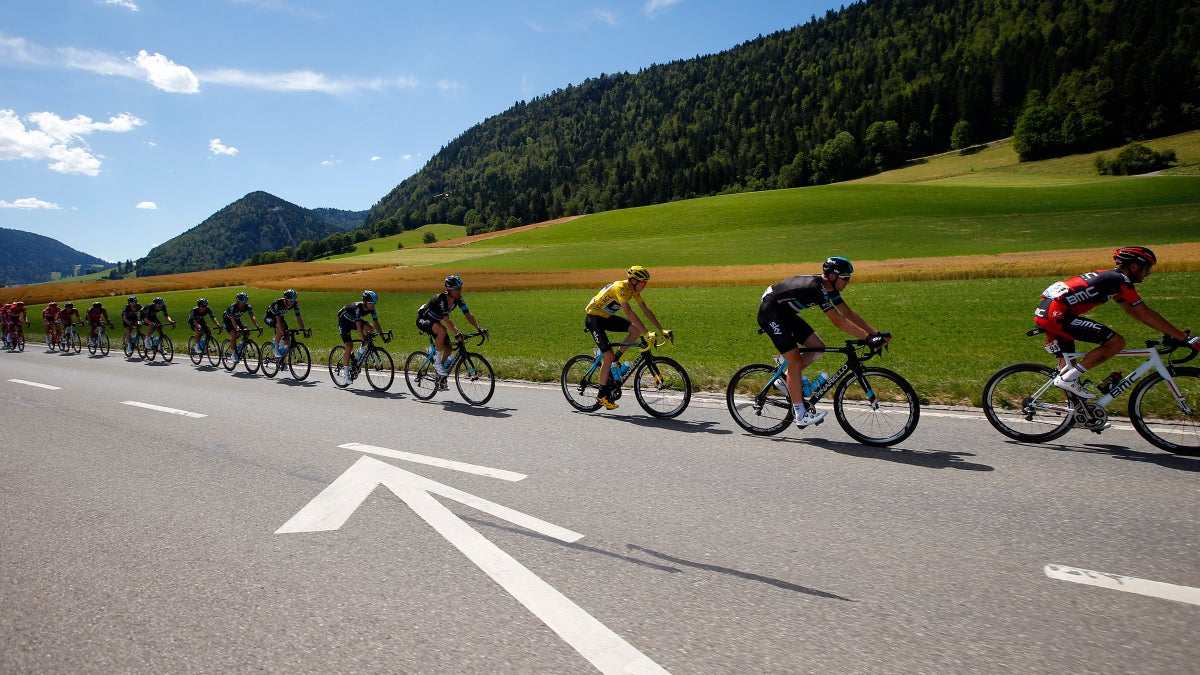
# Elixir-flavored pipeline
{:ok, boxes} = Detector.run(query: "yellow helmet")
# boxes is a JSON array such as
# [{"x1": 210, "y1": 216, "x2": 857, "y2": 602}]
[{"x1": 627, "y1": 265, "x2": 650, "y2": 282}]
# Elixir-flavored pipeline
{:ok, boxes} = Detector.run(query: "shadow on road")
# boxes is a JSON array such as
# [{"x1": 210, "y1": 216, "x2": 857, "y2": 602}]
[
  {"x1": 735, "y1": 432, "x2": 993, "y2": 470},
  {"x1": 584, "y1": 412, "x2": 732, "y2": 435},
  {"x1": 272, "y1": 378, "x2": 319, "y2": 388},
  {"x1": 1002, "y1": 439, "x2": 1200, "y2": 472},
  {"x1": 433, "y1": 400, "x2": 515, "y2": 418}
]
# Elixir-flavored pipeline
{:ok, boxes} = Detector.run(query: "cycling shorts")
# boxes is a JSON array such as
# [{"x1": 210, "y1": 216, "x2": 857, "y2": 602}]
[
  {"x1": 757, "y1": 300, "x2": 816, "y2": 354},
  {"x1": 585, "y1": 313, "x2": 631, "y2": 354},
  {"x1": 188, "y1": 318, "x2": 213, "y2": 333},
  {"x1": 222, "y1": 316, "x2": 246, "y2": 333},
  {"x1": 265, "y1": 314, "x2": 288, "y2": 331},
  {"x1": 338, "y1": 318, "x2": 362, "y2": 344},
  {"x1": 1034, "y1": 297, "x2": 1117, "y2": 354}
]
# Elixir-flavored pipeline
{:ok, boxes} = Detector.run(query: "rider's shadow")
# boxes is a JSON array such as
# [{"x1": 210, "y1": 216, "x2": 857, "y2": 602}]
[
  {"x1": 433, "y1": 400, "x2": 514, "y2": 418},
  {"x1": 754, "y1": 435, "x2": 994, "y2": 471},
  {"x1": 273, "y1": 378, "x2": 319, "y2": 388},
  {"x1": 347, "y1": 388, "x2": 406, "y2": 400},
  {"x1": 587, "y1": 412, "x2": 733, "y2": 435},
  {"x1": 1004, "y1": 440, "x2": 1200, "y2": 472}
]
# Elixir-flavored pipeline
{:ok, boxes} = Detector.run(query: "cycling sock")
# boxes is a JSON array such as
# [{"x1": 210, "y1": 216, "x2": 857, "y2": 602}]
[
  {"x1": 1059, "y1": 364, "x2": 1087, "y2": 383},
  {"x1": 793, "y1": 402, "x2": 806, "y2": 418}
]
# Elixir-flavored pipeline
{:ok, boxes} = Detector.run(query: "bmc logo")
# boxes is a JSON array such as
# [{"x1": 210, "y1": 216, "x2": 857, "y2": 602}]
[{"x1": 1063, "y1": 287, "x2": 1099, "y2": 305}]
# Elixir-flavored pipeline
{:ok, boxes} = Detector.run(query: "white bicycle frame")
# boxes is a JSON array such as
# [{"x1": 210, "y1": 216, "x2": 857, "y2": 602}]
[{"x1": 1032, "y1": 346, "x2": 1191, "y2": 417}]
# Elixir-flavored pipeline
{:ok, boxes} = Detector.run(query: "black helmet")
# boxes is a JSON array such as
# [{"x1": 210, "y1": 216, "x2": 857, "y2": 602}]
[
  {"x1": 153, "y1": 297, "x2": 165, "y2": 305},
  {"x1": 362, "y1": 290, "x2": 377, "y2": 303},
  {"x1": 64, "y1": 302, "x2": 74, "y2": 309},
  {"x1": 822, "y1": 256, "x2": 854, "y2": 276},
  {"x1": 128, "y1": 296, "x2": 138, "y2": 304},
  {"x1": 92, "y1": 301, "x2": 102, "y2": 309},
  {"x1": 444, "y1": 275, "x2": 463, "y2": 289},
  {"x1": 236, "y1": 292, "x2": 249, "y2": 303},
  {"x1": 283, "y1": 289, "x2": 298, "y2": 301},
  {"x1": 197, "y1": 297, "x2": 208, "y2": 307}
]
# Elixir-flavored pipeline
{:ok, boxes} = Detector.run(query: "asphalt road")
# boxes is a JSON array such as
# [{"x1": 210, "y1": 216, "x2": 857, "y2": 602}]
[{"x1": 2, "y1": 345, "x2": 1198, "y2": 673}]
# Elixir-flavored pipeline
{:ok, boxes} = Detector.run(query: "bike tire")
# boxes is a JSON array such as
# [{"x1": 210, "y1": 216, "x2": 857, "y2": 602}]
[
  {"x1": 187, "y1": 336, "x2": 203, "y2": 365},
  {"x1": 726, "y1": 363, "x2": 793, "y2": 435},
  {"x1": 1127, "y1": 366, "x2": 1200, "y2": 456},
  {"x1": 634, "y1": 356, "x2": 691, "y2": 419},
  {"x1": 455, "y1": 352, "x2": 495, "y2": 406},
  {"x1": 832, "y1": 367, "x2": 920, "y2": 446},
  {"x1": 328, "y1": 346, "x2": 351, "y2": 388},
  {"x1": 219, "y1": 338, "x2": 235, "y2": 371},
  {"x1": 241, "y1": 340, "x2": 260, "y2": 374},
  {"x1": 16, "y1": 333, "x2": 24, "y2": 352},
  {"x1": 260, "y1": 340, "x2": 280, "y2": 378},
  {"x1": 561, "y1": 354, "x2": 603, "y2": 412},
  {"x1": 123, "y1": 335, "x2": 134, "y2": 358},
  {"x1": 981, "y1": 363, "x2": 1074, "y2": 443},
  {"x1": 160, "y1": 335, "x2": 174, "y2": 362},
  {"x1": 287, "y1": 342, "x2": 311, "y2": 381},
  {"x1": 405, "y1": 350, "x2": 439, "y2": 400},
  {"x1": 69, "y1": 332, "x2": 81, "y2": 354},
  {"x1": 364, "y1": 347, "x2": 394, "y2": 391},
  {"x1": 87, "y1": 334, "x2": 98, "y2": 355},
  {"x1": 98, "y1": 333, "x2": 109, "y2": 356}
]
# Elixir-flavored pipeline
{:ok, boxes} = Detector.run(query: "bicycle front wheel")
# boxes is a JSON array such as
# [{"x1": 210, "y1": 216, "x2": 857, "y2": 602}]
[
  {"x1": 982, "y1": 363, "x2": 1073, "y2": 443},
  {"x1": 328, "y1": 346, "x2": 350, "y2": 388},
  {"x1": 833, "y1": 367, "x2": 920, "y2": 446},
  {"x1": 287, "y1": 342, "x2": 311, "y2": 381},
  {"x1": 159, "y1": 335, "x2": 174, "y2": 362},
  {"x1": 405, "y1": 351, "x2": 438, "y2": 400},
  {"x1": 364, "y1": 347, "x2": 394, "y2": 391},
  {"x1": 241, "y1": 340, "x2": 260, "y2": 373},
  {"x1": 634, "y1": 357, "x2": 691, "y2": 418},
  {"x1": 726, "y1": 364, "x2": 793, "y2": 435},
  {"x1": 561, "y1": 354, "x2": 602, "y2": 412},
  {"x1": 1128, "y1": 367, "x2": 1200, "y2": 455},
  {"x1": 455, "y1": 352, "x2": 495, "y2": 406},
  {"x1": 87, "y1": 334, "x2": 98, "y2": 355},
  {"x1": 220, "y1": 338, "x2": 235, "y2": 371}
]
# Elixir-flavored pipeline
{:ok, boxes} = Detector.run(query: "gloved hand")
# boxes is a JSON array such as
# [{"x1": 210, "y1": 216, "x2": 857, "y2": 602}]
[
  {"x1": 1188, "y1": 335, "x2": 1200, "y2": 351},
  {"x1": 866, "y1": 333, "x2": 887, "y2": 349},
  {"x1": 480, "y1": 327, "x2": 489, "y2": 337},
  {"x1": 661, "y1": 329, "x2": 674, "y2": 342}
]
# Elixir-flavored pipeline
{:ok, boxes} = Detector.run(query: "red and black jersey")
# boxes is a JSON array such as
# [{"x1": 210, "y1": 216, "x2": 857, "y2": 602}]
[{"x1": 1039, "y1": 269, "x2": 1142, "y2": 317}]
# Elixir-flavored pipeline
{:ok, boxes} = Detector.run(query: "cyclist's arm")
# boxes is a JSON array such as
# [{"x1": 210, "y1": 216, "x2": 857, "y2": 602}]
[
  {"x1": 633, "y1": 300, "x2": 664, "y2": 333},
  {"x1": 463, "y1": 311, "x2": 482, "y2": 333},
  {"x1": 824, "y1": 304, "x2": 875, "y2": 339},
  {"x1": 1123, "y1": 302, "x2": 1189, "y2": 341}
]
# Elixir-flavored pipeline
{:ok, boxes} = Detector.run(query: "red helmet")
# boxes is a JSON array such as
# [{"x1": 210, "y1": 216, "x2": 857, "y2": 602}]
[{"x1": 1114, "y1": 246, "x2": 1157, "y2": 266}]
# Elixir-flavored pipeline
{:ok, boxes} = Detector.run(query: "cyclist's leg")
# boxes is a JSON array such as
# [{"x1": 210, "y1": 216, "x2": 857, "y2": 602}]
[
  {"x1": 1051, "y1": 315, "x2": 1121, "y2": 384},
  {"x1": 586, "y1": 315, "x2": 620, "y2": 389}
]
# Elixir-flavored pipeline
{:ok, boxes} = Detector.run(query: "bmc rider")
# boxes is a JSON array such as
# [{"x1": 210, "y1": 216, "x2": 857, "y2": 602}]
[
  {"x1": 140, "y1": 297, "x2": 175, "y2": 349},
  {"x1": 265, "y1": 289, "x2": 306, "y2": 358},
  {"x1": 84, "y1": 301, "x2": 112, "y2": 347},
  {"x1": 759, "y1": 256, "x2": 888, "y2": 429},
  {"x1": 187, "y1": 298, "x2": 220, "y2": 354},
  {"x1": 585, "y1": 265, "x2": 672, "y2": 411},
  {"x1": 417, "y1": 275, "x2": 487, "y2": 376},
  {"x1": 1035, "y1": 246, "x2": 1199, "y2": 399},
  {"x1": 336, "y1": 290, "x2": 388, "y2": 384},
  {"x1": 222, "y1": 292, "x2": 261, "y2": 365},
  {"x1": 42, "y1": 302, "x2": 61, "y2": 346},
  {"x1": 57, "y1": 302, "x2": 82, "y2": 341}
]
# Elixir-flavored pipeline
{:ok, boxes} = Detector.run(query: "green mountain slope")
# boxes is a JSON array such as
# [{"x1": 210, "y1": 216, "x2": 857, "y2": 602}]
[{"x1": 0, "y1": 227, "x2": 108, "y2": 285}]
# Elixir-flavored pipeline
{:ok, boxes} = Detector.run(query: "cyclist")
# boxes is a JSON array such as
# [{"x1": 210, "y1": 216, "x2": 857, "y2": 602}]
[
  {"x1": 57, "y1": 302, "x2": 82, "y2": 343},
  {"x1": 222, "y1": 292, "x2": 261, "y2": 365},
  {"x1": 83, "y1": 301, "x2": 112, "y2": 347},
  {"x1": 139, "y1": 297, "x2": 175, "y2": 350},
  {"x1": 417, "y1": 275, "x2": 487, "y2": 376},
  {"x1": 187, "y1": 298, "x2": 220, "y2": 354},
  {"x1": 120, "y1": 296, "x2": 142, "y2": 353},
  {"x1": 0, "y1": 303, "x2": 12, "y2": 348},
  {"x1": 1034, "y1": 246, "x2": 1200, "y2": 399},
  {"x1": 42, "y1": 302, "x2": 60, "y2": 346},
  {"x1": 264, "y1": 289, "x2": 306, "y2": 358},
  {"x1": 335, "y1": 290, "x2": 388, "y2": 384},
  {"x1": 759, "y1": 256, "x2": 888, "y2": 429},
  {"x1": 585, "y1": 265, "x2": 673, "y2": 410}
]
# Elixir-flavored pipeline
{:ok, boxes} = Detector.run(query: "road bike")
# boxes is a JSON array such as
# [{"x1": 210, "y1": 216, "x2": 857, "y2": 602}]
[
  {"x1": 3, "y1": 323, "x2": 26, "y2": 352},
  {"x1": 261, "y1": 327, "x2": 312, "y2": 381},
  {"x1": 725, "y1": 333, "x2": 920, "y2": 446},
  {"x1": 405, "y1": 331, "x2": 495, "y2": 405},
  {"x1": 982, "y1": 329, "x2": 1200, "y2": 455},
  {"x1": 328, "y1": 330, "x2": 394, "y2": 391},
  {"x1": 142, "y1": 322, "x2": 176, "y2": 362},
  {"x1": 187, "y1": 325, "x2": 222, "y2": 367},
  {"x1": 123, "y1": 323, "x2": 146, "y2": 359},
  {"x1": 86, "y1": 322, "x2": 112, "y2": 356},
  {"x1": 561, "y1": 332, "x2": 691, "y2": 418},
  {"x1": 57, "y1": 322, "x2": 82, "y2": 354},
  {"x1": 220, "y1": 326, "x2": 262, "y2": 373}
]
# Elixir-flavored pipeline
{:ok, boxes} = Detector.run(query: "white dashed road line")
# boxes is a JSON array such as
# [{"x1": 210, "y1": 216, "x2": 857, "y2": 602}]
[
  {"x1": 121, "y1": 400, "x2": 207, "y2": 418},
  {"x1": 7, "y1": 379, "x2": 62, "y2": 390},
  {"x1": 1045, "y1": 564, "x2": 1200, "y2": 607}
]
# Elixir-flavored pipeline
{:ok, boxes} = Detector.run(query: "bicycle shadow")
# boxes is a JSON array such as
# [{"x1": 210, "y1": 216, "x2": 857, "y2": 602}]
[
  {"x1": 463, "y1": 516, "x2": 852, "y2": 602},
  {"x1": 347, "y1": 387, "x2": 407, "y2": 400},
  {"x1": 434, "y1": 400, "x2": 515, "y2": 418},
  {"x1": 273, "y1": 378, "x2": 320, "y2": 388},
  {"x1": 584, "y1": 411, "x2": 733, "y2": 435},
  {"x1": 739, "y1": 432, "x2": 993, "y2": 471},
  {"x1": 1000, "y1": 440, "x2": 1200, "y2": 472}
]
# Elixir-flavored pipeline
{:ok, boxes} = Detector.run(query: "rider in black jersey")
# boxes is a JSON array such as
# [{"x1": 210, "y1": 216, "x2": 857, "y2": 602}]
[
  {"x1": 139, "y1": 297, "x2": 175, "y2": 349},
  {"x1": 416, "y1": 275, "x2": 487, "y2": 376},
  {"x1": 264, "y1": 289, "x2": 306, "y2": 358},
  {"x1": 335, "y1": 290, "x2": 388, "y2": 384},
  {"x1": 222, "y1": 292, "x2": 262, "y2": 364},
  {"x1": 187, "y1": 298, "x2": 220, "y2": 354}
]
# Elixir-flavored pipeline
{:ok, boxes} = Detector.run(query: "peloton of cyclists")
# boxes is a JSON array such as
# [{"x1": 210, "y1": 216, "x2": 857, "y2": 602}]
[
  {"x1": 139, "y1": 297, "x2": 175, "y2": 350},
  {"x1": 585, "y1": 265, "x2": 673, "y2": 410},
  {"x1": 84, "y1": 301, "x2": 113, "y2": 347},
  {"x1": 335, "y1": 290, "x2": 388, "y2": 385},
  {"x1": 222, "y1": 292, "x2": 262, "y2": 365},
  {"x1": 187, "y1": 298, "x2": 221, "y2": 354},
  {"x1": 758, "y1": 256, "x2": 889, "y2": 430},
  {"x1": 57, "y1": 302, "x2": 82, "y2": 344},
  {"x1": 1034, "y1": 245, "x2": 1200, "y2": 399},
  {"x1": 264, "y1": 289, "x2": 306, "y2": 358},
  {"x1": 417, "y1": 275, "x2": 488, "y2": 377}
]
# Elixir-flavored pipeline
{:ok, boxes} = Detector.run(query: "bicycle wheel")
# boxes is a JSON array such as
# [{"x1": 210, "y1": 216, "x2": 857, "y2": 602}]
[
  {"x1": 455, "y1": 352, "x2": 495, "y2": 406},
  {"x1": 287, "y1": 342, "x2": 311, "y2": 381},
  {"x1": 159, "y1": 335, "x2": 174, "y2": 362},
  {"x1": 241, "y1": 340, "x2": 260, "y2": 373},
  {"x1": 328, "y1": 346, "x2": 350, "y2": 388},
  {"x1": 260, "y1": 340, "x2": 280, "y2": 378},
  {"x1": 87, "y1": 333, "x2": 98, "y2": 355},
  {"x1": 726, "y1": 364, "x2": 793, "y2": 435},
  {"x1": 123, "y1": 334, "x2": 134, "y2": 358},
  {"x1": 832, "y1": 367, "x2": 920, "y2": 446},
  {"x1": 68, "y1": 332, "x2": 81, "y2": 354},
  {"x1": 220, "y1": 338, "x2": 235, "y2": 371},
  {"x1": 405, "y1": 350, "x2": 439, "y2": 400},
  {"x1": 364, "y1": 347, "x2": 394, "y2": 391},
  {"x1": 15, "y1": 333, "x2": 24, "y2": 352},
  {"x1": 561, "y1": 354, "x2": 603, "y2": 412},
  {"x1": 98, "y1": 333, "x2": 109, "y2": 356},
  {"x1": 982, "y1": 363, "x2": 1074, "y2": 443},
  {"x1": 187, "y1": 336, "x2": 203, "y2": 365},
  {"x1": 633, "y1": 356, "x2": 691, "y2": 419},
  {"x1": 1128, "y1": 367, "x2": 1200, "y2": 455}
]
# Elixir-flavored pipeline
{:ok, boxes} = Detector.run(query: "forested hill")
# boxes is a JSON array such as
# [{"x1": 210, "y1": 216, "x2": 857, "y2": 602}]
[
  {"x1": 136, "y1": 192, "x2": 348, "y2": 276},
  {"x1": 366, "y1": 0, "x2": 1200, "y2": 235},
  {"x1": 0, "y1": 228, "x2": 108, "y2": 286}
]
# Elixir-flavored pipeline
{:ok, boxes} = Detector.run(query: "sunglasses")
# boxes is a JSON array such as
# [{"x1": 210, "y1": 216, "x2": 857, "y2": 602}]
[{"x1": 838, "y1": 275, "x2": 852, "y2": 281}]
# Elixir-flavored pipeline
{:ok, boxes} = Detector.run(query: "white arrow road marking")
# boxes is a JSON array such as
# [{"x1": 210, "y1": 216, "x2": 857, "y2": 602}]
[
  {"x1": 7, "y1": 379, "x2": 61, "y2": 390},
  {"x1": 121, "y1": 400, "x2": 207, "y2": 418},
  {"x1": 338, "y1": 442, "x2": 526, "y2": 481},
  {"x1": 1045, "y1": 564, "x2": 1200, "y2": 606},
  {"x1": 278, "y1": 455, "x2": 668, "y2": 674}
]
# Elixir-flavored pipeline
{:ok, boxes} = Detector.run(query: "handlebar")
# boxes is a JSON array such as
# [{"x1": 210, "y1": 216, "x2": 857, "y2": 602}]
[
  {"x1": 455, "y1": 330, "x2": 489, "y2": 346},
  {"x1": 287, "y1": 327, "x2": 312, "y2": 339},
  {"x1": 1152, "y1": 332, "x2": 1197, "y2": 364},
  {"x1": 361, "y1": 329, "x2": 393, "y2": 344}
]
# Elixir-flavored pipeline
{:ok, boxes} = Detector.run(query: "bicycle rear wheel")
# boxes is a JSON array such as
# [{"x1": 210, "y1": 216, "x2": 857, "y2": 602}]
[
  {"x1": 405, "y1": 350, "x2": 439, "y2": 399},
  {"x1": 328, "y1": 346, "x2": 351, "y2": 388},
  {"x1": 1128, "y1": 367, "x2": 1200, "y2": 455},
  {"x1": 98, "y1": 333, "x2": 109, "y2": 356},
  {"x1": 455, "y1": 352, "x2": 495, "y2": 406},
  {"x1": 364, "y1": 347, "x2": 394, "y2": 391},
  {"x1": 69, "y1": 332, "x2": 81, "y2": 354},
  {"x1": 187, "y1": 336, "x2": 203, "y2": 365},
  {"x1": 260, "y1": 341, "x2": 280, "y2": 377},
  {"x1": 87, "y1": 333, "x2": 98, "y2": 355},
  {"x1": 832, "y1": 367, "x2": 920, "y2": 446},
  {"x1": 561, "y1": 354, "x2": 603, "y2": 412},
  {"x1": 982, "y1": 363, "x2": 1073, "y2": 443},
  {"x1": 287, "y1": 342, "x2": 311, "y2": 381},
  {"x1": 726, "y1": 364, "x2": 792, "y2": 435},
  {"x1": 634, "y1": 356, "x2": 691, "y2": 418},
  {"x1": 241, "y1": 340, "x2": 260, "y2": 373}
]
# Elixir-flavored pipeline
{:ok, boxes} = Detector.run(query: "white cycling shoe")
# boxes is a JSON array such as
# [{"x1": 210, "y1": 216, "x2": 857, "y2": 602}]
[
  {"x1": 795, "y1": 408, "x2": 827, "y2": 429},
  {"x1": 1053, "y1": 374, "x2": 1096, "y2": 399}
]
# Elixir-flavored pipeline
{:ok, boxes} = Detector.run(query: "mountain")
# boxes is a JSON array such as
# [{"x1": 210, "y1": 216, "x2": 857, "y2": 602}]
[
  {"x1": 365, "y1": 0, "x2": 1200, "y2": 235},
  {"x1": 0, "y1": 227, "x2": 108, "y2": 286},
  {"x1": 311, "y1": 207, "x2": 369, "y2": 231},
  {"x1": 136, "y1": 192, "x2": 346, "y2": 276}
]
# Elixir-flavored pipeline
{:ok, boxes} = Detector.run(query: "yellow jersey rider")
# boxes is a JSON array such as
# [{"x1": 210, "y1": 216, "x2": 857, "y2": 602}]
[{"x1": 585, "y1": 265, "x2": 673, "y2": 410}]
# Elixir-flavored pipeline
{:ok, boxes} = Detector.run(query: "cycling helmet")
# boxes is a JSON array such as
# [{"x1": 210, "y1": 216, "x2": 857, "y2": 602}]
[
  {"x1": 92, "y1": 301, "x2": 102, "y2": 309},
  {"x1": 128, "y1": 296, "x2": 138, "y2": 304},
  {"x1": 64, "y1": 302, "x2": 74, "y2": 309},
  {"x1": 822, "y1": 256, "x2": 855, "y2": 276},
  {"x1": 362, "y1": 290, "x2": 377, "y2": 304},
  {"x1": 283, "y1": 289, "x2": 298, "y2": 301},
  {"x1": 14, "y1": 301, "x2": 24, "y2": 308},
  {"x1": 48, "y1": 301, "x2": 58, "y2": 308},
  {"x1": 1114, "y1": 246, "x2": 1157, "y2": 267},
  {"x1": 444, "y1": 275, "x2": 463, "y2": 289},
  {"x1": 627, "y1": 265, "x2": 651, "y2": 282},
  {"x1": 197, "y1": 297, "x2": 208, "y2": 307},
  {"x1": 235, "y1": 292, "x2": 248, "y2": 304},
  {"x1": 153, "y1": 297, "x2": 165, "y2": 306}
]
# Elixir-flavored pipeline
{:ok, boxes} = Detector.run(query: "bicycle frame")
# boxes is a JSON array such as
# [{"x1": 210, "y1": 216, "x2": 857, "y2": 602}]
[
  {"x1": 767, "y1": 341, "x2": 879, "y2": 404},
  {"x1": 582, "y1": 333, "x2": 667, "y2": 386},
  {"x1": 1030, "y1": 346, "x2": 1189, "y2": 416}
]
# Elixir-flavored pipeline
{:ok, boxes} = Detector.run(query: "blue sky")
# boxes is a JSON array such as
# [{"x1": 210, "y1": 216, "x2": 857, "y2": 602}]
[{"x1": 1, "y1": 0, "x2": 838, "y2": 263}]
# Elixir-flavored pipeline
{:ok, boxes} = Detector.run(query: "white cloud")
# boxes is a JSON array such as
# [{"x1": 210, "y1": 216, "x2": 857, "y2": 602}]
[
  {"x1": 320, "y1": 156, "x2": 342, "y2": 167},
  {"x1": 104, "y1": 0, "x2": 140, "y2": 11},
  {"x1": 645, "y1": 0, "x2": 683, "y2": 17},
  {"x1": 0, "y1": 108, "x2": 144, "y2": 176},
  {"x1": 134, "y1": 50, "x2": 200, "y2": 93},
  {"x1": 370, "y1": 155, "x2": 382, "y2": 162},
  {"x1": 135, "y1": 201, "x2": 157, "y2": 209},
  {"x1": 436, "y1": 79, "x2": 463, "y2": 93},
  {"x1": 199, "y1": 67, "x2": 416, "y2": 95},
  {"x1": 0, "y1": 197, "x2": 61, "y2": 209},
  {"x1": 209, "y1": 138, "x2": 238, "y2": 156}
]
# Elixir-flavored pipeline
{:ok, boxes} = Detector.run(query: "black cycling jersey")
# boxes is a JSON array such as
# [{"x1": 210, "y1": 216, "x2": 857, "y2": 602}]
[
  {"x1": 761, "y1": 275, "x2": 844, "y2": 313},
  {"x1": 140, "y1": 304, "x2": 167, "y2": 323},
  {"x1": 223, "y1": 302, "x2": 253, "y2": 320},
  {"x1": 338, "y1": 302, "x2": 377, "y2": 325},
  {"x1": 418, "y1": 292, "x2": 469, "y2": 321},
  {"x1": 121, "y1": 303, "x2": 142, "y2": 321},
  {"x1": 188, "y1": 306, "x2": 214, "y2": 323},
  {"x1": 265, "y1": 298, "x2": 300, "y2": 318}
]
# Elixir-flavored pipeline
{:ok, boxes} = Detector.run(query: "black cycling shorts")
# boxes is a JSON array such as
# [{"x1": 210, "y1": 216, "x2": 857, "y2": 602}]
[
  {"x1": 585, "y1": 313, "x2": 631, "y2": 354},
  {"x1": 757, "y1": 300, "x2": 816, "y2": 354},
  {"x1": 1034, "y1": 299, "x2": 1116, "y2": 354}
]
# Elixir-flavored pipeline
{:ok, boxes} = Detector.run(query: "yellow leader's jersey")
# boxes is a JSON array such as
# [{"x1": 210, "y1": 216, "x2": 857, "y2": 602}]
[{"x1": 586, "y1": 279, "x2": 643, "y2": 316}]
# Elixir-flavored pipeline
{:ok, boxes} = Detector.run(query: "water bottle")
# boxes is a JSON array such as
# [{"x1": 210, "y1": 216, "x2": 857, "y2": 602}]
[
  {"x1": 801, "y1": 374, "x2": 811, "y2": 397},
  {"x1": 812, "y1": 372, "x2": 830, "y2": 392},
  {"x1": 611, "y1": 363, "x2": 622, "y2": 380},
  {"x1": 355, "y1": 345, "x2": 366, "y2": 360}
]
